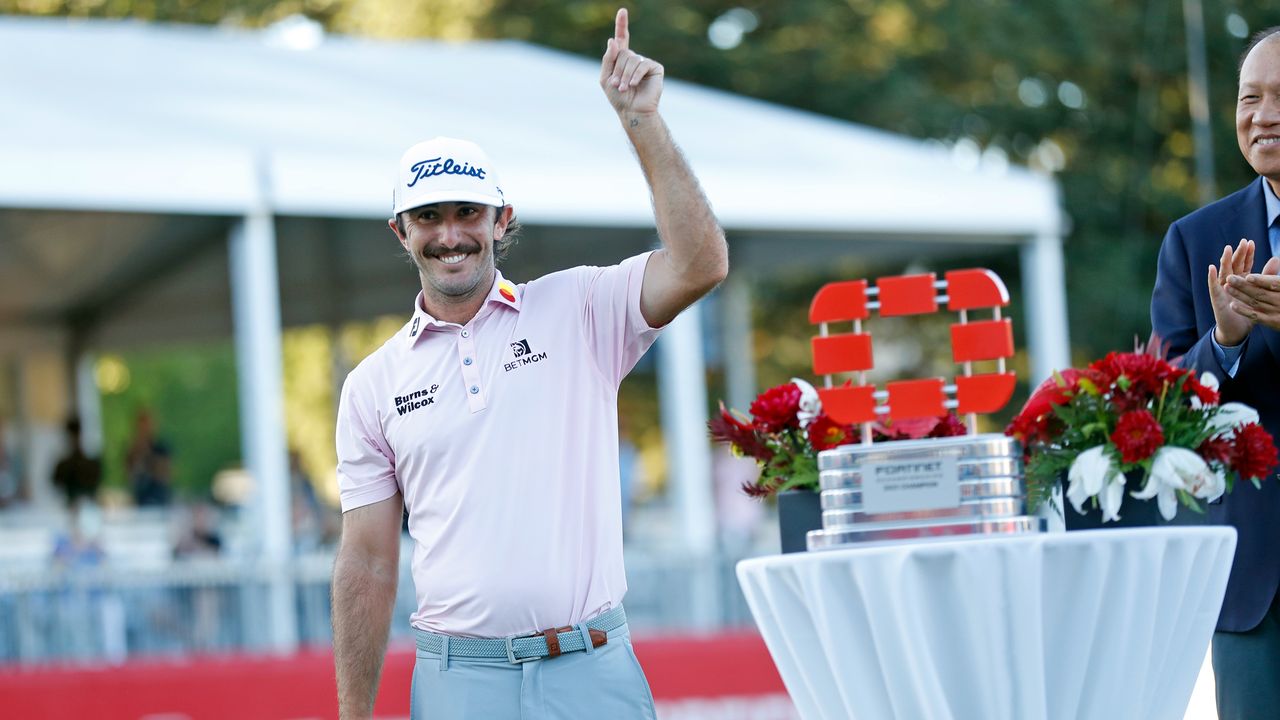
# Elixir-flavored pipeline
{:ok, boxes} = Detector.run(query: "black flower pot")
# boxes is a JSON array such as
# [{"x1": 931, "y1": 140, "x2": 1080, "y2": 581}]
[
  {"x1": 1060, "y1": 471, "x2": 1210, "y2": 530},
  {"x1": 777, "y1": 489, "x2": 822, "y2": 553}
]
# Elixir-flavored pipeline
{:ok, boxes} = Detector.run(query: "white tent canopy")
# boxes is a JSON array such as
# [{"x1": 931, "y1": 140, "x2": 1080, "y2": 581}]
[
  {"x1": 0, "y1": 17, "x2": 1059, "y2": 232},
  {"x1": 0, "y1": 16, "x2": 1067, "y2": 346},
  {"x1": 0, "y1": 16, "x2": 1069, "y2": 647}
]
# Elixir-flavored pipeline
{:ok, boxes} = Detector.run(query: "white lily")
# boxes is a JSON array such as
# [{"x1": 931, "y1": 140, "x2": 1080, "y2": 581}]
[
  {"x1": 1067, "y1": 446, "x2": 1124, "y2": 520},
  {"x1": 1169, "y1": 448, "x2": 1225, "y2": 502},
  {"x1": 1098, "y1": 468, "x2": 1126, "y2": 523},
  {"x1": 791, "y1": 377, "x2": 822, "y2": 429},
  {"x1": 1206, "y1": 402, "x2": 1260, "y2": 436},
  {"x1": 1203, "y1": 468, "x2": 1228, "y2": 503},
  {"x1": 1191, "y1": 371, "x2": 1220, "y2": 409},
  {"x1": 1136, "y1": 447, "x2": 1220, "y2": 520}
]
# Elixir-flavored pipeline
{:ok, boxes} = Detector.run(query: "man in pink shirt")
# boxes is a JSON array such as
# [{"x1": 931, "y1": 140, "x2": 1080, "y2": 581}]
[{"x1": 330, "y1": 9, "x2": 727, "y2": 720}]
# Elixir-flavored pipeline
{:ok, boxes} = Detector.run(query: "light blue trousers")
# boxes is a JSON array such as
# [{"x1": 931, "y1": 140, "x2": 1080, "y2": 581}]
[{"x1": 410, "y1": 624, "x2": 658, "y2": 720}]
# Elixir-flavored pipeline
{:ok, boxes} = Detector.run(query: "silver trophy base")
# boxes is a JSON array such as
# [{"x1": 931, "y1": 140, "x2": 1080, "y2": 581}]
[
  {"x1": 806, "y1": 433, "x2": 1041, "y2": 551},
  {"x1": 807, "y1": 516, "x2": 1046, "y2": 549}
]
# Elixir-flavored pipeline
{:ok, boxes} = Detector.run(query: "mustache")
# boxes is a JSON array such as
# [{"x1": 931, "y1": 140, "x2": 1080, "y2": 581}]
[{"x1": 422, "y1": 242, "x2": 482, "y2": 257}]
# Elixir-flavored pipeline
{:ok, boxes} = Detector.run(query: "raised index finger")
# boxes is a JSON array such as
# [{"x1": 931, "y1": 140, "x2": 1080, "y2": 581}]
[{"x1": 615, "y1": 8, "x2": 629, "y2": 52}]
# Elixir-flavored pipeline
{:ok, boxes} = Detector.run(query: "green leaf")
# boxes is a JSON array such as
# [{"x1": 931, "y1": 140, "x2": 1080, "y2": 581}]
[
  {"x1": 1079, "y1": 422, "x2": 1107, "y2": 438},
  {"x1": 1177, "y1": 489, "x2": 1204, "y2": 514}
]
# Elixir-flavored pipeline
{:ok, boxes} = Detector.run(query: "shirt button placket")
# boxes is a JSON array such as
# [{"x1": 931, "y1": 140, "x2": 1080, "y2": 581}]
[{"x1": 458, "y1": 327, "x2": 484, "y2": 412}]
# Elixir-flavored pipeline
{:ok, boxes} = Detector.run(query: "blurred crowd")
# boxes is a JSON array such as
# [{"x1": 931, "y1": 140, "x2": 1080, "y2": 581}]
[
  {"x1": 4, "y1": 409, "x2": 341, "y2": 566},
  {"x1": 0, "y1": 410, "x2": 346, "y2": 664}
]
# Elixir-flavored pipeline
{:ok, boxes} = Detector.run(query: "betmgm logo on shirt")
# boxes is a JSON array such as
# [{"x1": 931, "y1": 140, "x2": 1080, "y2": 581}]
[{"x1": 505, "y1": 339, "x2": 548, "y2": 372}]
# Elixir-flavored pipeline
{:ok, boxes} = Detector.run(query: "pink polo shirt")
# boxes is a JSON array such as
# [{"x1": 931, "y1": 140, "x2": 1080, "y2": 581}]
[{"x1": 335, "y1": 252, "x2": 661, "y2": 638}]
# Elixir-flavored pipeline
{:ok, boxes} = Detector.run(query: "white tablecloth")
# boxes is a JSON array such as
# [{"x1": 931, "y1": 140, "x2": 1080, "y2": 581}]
[{"x1": 737, "y1": 527, "x2": 1236, "y2": 720}]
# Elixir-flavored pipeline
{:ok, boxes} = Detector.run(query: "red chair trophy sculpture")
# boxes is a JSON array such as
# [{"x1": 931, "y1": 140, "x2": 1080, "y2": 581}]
[{"x1": 805, "y1": 269, "x2": 1044, "y2": 550}]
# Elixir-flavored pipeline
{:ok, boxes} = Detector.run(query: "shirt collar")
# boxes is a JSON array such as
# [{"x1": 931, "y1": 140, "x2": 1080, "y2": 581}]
[
  {"x1": 1264, "y1": 178, "x2": 1280, "y2": 229},
  {"x1": 404, "y1": 269, "x2": 522, "y2": 347},
  {"x1": 487, "y1": 269, "x2": 522, "y2": 313}
]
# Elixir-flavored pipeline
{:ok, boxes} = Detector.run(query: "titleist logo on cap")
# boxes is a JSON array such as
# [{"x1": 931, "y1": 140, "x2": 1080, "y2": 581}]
[{"x1": 407, "y1": 157, "x2": 487, "y2": 187}]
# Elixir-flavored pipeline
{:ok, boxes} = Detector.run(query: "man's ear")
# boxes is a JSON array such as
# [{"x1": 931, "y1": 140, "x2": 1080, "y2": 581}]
[
  {"x1": 494, "y1": 205, "x2": 514, "y2": 239},
  {"x1": 388, "y1": 217, "x2": 409, "y2": 250}
]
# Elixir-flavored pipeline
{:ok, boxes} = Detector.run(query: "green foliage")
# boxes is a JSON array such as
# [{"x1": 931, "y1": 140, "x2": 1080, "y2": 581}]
[
  {"x1": 767, "y1": 432, "x2": 819, "y2": 494},
  {"x1": 479, "y1": 0, "x2": 1270, "y2": 359},
  {"x1": 0, "y1": 0, "x2": 288, "y2": 25},
  {"x1": 98, "y1": 343, "x2": 240, "y2": 499}
]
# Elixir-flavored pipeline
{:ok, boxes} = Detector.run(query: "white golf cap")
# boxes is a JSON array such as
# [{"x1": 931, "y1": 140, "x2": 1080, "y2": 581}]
[{"x1": 392, "y1": 136, "x2": 505, "y2": 215}]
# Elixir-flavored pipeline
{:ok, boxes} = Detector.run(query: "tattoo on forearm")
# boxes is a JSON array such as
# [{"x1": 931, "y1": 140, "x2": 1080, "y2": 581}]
[{"x1": 630, "y1": 117, "x2": 640, "y2": 127}]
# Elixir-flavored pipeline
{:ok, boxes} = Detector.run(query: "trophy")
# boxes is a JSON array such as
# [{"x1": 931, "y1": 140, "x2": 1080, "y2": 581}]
[{"x1": 803, "y1": 269, "x2": 1044, "y2": 550}]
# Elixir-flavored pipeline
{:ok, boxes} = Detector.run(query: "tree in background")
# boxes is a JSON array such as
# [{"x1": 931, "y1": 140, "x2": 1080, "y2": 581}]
[
  {"x1": 477, "y1": 0, "x2": 1263, "y2": 358},
  {"x1": 96, "y1": 345, "x2": 240, "y2": 499}
]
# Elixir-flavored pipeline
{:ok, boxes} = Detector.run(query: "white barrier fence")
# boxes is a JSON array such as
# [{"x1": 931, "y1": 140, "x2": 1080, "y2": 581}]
[{"x1": 0, "y1": 540, "x2": 757, "y2": 665}]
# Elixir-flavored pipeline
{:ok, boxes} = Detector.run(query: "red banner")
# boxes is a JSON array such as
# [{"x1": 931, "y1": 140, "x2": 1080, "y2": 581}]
[{"x1": 0, "y1": 632, "x2": 788, "y2": 719}]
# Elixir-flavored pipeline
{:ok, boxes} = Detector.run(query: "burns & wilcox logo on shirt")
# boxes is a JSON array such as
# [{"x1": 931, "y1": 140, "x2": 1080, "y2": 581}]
[
  {"x1": 504, "y1": 339, "x2": 548, "y2": 372},
  {"x1": 394, "y1": 384, "x2": 439, "y2": 416}
]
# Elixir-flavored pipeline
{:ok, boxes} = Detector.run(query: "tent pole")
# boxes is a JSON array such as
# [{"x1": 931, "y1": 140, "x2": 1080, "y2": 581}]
[
  {"x1": 1020, "y1": 232, "x2": 1071, "y2": 385},
  {"x1": 720, "y1": 274, "x2": 757, "y2": 413},
  {"x1": 229, "y1": 191, "x2": 298, "y2": 655},
  {"x1": 656, "y1": 299, "x2": 719, "y2": 629}
]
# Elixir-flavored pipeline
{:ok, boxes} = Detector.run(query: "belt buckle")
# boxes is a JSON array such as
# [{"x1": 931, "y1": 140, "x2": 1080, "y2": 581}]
[{"x1": 504, "y1": 634, "x2": 539, "y2": 664}]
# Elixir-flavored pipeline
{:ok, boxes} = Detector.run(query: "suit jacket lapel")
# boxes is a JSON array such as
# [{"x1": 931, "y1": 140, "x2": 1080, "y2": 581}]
[{"x1": 1220, "y1": 177, "x2": 1269, "y2": 258}]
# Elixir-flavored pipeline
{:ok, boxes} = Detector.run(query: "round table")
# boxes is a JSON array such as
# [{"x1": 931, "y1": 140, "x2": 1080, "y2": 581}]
[{"x1": 736, "y1": 526, "x2": 1236, "y2": 720}]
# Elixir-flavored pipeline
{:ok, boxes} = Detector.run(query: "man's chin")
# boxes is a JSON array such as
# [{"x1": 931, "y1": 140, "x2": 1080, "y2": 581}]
[
  {"x1": 425, "y1": 272, "x2": 486, "y2": 300},
  {"x1": 1247, "y1": 152, "x2": 1280, "y2": 178}
]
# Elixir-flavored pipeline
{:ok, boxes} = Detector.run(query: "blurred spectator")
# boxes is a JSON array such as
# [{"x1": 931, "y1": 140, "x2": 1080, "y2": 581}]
[
  {"x1": 125, "y1": 409, "x2": 173, "y2": 507},
  {"x1": 173, "y1": 503, "x2": 222, "y2": 558},
  {"x1": 52, "y1": 417, "x2": 102, "y2": 509},
  {"x1": 172, "y1": 502, "x2": 224, "y2": 652},
  {"x1": 53, "y1": 501, "x2": 106, "y2": 569},
  {"x1": 0, "y1": 418, "x2": 22, "y2": 508},
  {"x1": 290, "y1": 450, "x2": 325, "y2": 553},
  {"x1": 50, "y1": 502, "x2": 126, "y2": 662},
  {"x1": 713, "y1": 445, "x2": 765, "y2": 555}
]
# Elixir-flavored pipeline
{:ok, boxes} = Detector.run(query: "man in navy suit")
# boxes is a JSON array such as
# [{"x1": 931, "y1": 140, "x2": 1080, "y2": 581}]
[{"x1": 1152, "y1": 26, "x2": 1280, "y2": 719}]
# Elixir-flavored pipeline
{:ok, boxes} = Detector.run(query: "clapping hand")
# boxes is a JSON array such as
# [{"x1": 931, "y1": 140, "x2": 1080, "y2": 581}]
[
  {"x1": 1224, "y1": 247, "x2": 1280, "y2": 332},
  {"x1": 1208, "y1": 238, "x2": 1257, "y2": 346}
]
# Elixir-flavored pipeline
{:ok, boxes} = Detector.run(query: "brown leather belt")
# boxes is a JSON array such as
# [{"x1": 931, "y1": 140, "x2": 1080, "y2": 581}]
[{"x1": 413, "y1": 604, "x2": 627, "y2": 664}]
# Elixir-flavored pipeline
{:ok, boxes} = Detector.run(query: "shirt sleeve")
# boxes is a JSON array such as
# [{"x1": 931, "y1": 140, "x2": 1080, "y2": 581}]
[
  {"x1": 334, "y1": 370, "x2": 400, "y2": 513},
  {"x1": 581, "y1": 251, "x2": 664, "y2": 387},
  {"x1": 1210, "y1": 330, "x2": 1246, "y2": 378}
]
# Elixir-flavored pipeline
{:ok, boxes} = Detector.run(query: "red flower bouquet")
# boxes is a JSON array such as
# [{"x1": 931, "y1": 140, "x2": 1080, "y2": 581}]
[
  {"x1": 1006, "y1": 339, "x2": 1277, "y2": 522},
  {"x1": 711, "y1": 379, "x2": 966, "y2": 497}
]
